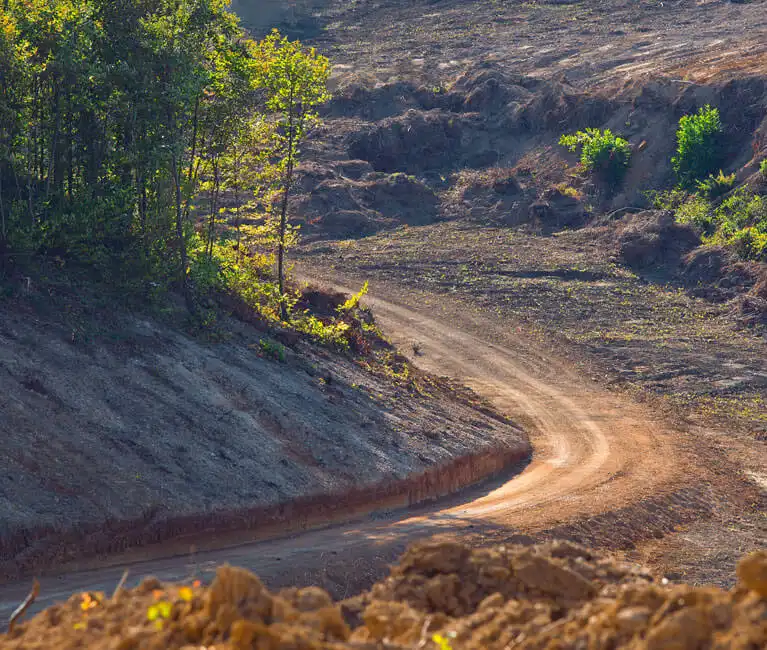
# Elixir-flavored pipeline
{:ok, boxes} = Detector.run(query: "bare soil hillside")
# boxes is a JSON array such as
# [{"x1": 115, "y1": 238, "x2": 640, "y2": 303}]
[
  {"x1": 245, "y1": 0, "x2": 767, "y2": 243},
  {"x1": 0, "y1": 290, "x2": 527, "y2": 582}
]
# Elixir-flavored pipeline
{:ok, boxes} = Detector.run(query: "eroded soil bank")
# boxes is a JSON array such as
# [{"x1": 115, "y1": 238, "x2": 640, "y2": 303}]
[{"x1": 0, "y1": 295, "x2": 527, "y2": 581}]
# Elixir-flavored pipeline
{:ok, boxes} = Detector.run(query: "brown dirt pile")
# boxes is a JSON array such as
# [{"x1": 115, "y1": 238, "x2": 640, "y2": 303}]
[{"x1": 3, "y1": 541, "x2": 766, "y2": 649}]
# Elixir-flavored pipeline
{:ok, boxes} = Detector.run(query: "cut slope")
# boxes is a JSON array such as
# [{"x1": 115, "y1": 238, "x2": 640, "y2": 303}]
[{"x1": 0, "y1": 295, "x2": 527, "y2": 581}]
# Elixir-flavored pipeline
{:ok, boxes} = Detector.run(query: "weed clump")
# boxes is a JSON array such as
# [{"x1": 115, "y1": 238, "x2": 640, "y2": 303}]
[
  {"x1": 661, "y1": 187, "x2": 767, "y2": 261},
  {"x1": 695, "y1": 169, "x2": 736, "y2": 199},
  {"x1": 559, "y1": 128, "x2": 631, "y2": 187},
  {"x1": 672, "y1": 105, "x2": 723, "y2": 187}
]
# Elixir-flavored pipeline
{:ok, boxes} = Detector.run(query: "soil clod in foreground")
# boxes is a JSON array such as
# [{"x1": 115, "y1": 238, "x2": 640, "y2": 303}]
[{"x1": 2, "y1": 541, "x2": 765, "y2": 649}]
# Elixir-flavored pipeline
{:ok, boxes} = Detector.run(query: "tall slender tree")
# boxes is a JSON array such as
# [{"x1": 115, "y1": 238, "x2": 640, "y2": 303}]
[{"x1": 253, "y1": 30, "x2": 330, "y2": 320}]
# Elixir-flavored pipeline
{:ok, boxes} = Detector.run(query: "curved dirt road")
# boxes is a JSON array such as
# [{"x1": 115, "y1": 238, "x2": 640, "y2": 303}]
[{"x1": 0, "y1": 282, "x2": 692, "y2": 616}]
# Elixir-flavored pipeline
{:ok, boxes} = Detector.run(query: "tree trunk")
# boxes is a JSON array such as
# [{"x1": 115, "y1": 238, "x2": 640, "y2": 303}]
[
  {"x1": 277, "y1": 92, "x2": 297, "y2": 322},
  {"x1": 277, "y1": 153, "x2": 294, "y2": 321},
  {"x1": 171, "y1": 151, "x2": 194, "y2": 313},
  {"x1": 233, "y1": 144, "x2": 241, "y2": 259},
  {"x1": 207, "y1": 157, "x2": 220, "y2": 259}
]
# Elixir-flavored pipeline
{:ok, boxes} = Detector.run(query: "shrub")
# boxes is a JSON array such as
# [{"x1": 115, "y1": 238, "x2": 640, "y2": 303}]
[
  {"x1": 293, "y1": 314, "x2": 351, "y2": 349},
  {"x1": 258, "y1": 339, "x2": 286, "y2": 362},
  {"x1": 558, "y1": 128, "x2": 632, "y2": 186},
  {"x1": 760, "y1": 159, "x2": 767, "y2": 177},
  {"x1": 689, "y1": 188, "x2": 767, "y2": 261},
  {"x1": 729, "y1": 227, "x2": 767, "y2": 261},
  {"x1": 675, "y1": 195, "x2": 715, "y2": 235},
  {"x1": 671, "y1": 105, "x2": 723, "y2": 187},
  {"x1": 715, "y1": 189, "x2": 767, "y2": 236},
  {"x1": 646, "y1": 187, "x2": 688, "y2": 211},
  {"x1": 696, "y1": 170, "x2": 736, "y2": 199}
]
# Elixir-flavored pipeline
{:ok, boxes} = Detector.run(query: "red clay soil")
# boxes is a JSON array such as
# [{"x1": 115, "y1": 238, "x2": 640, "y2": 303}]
[
  {"x1": 2, "y1": 540, "x2": 765, "y2": 650},
  {"x1": 0, "y1": 444, "x2": 526, "y2": 583}
]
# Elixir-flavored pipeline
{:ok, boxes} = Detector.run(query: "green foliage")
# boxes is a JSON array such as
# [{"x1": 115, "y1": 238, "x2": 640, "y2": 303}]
[
  {"x1": 670, "y1": 187, "x2": 767, "y2": 261},
  {"x1": 712, "y1": 189, "x2": 767, "y2": 247},
  {"x1": 294, "y1": 315, "x2": 351, "y2": 349},
  {"x1": 258, "y1": 339, "x2": 286, "y2": 362},
  {"x1": 252, "y1": 30, "x2": 331, "y2": 317},
  {"x1": 558, "y1": 128, "x2": 631, "y2": 186},
  {"x1": 0, "y1": 1, "x2": 338, "y2": 346},
  {"x1": 675, "y1": 195, "x2": 715, "y2": 234},
  {"x1": 728, "y1": 227, "x2": 767, "y2": 261},
  {"x1": 0, "y1": 0, "x2": 258, "y2": 297},
  {"x1": 672, "y1": 105, "x2": 723, "y2": 187},
  {"x1": 695, "y1": 170, "x2": 736, "y2": 199},
  {"x1": 760, "y1": 159, "x2": 767, "y2": 177},
  {"x1": 646, "y1": 188, "x2": 688, "y2": 211},
  {"x1": 338, "y1": 281, "x2": 369, "y2": 313}
]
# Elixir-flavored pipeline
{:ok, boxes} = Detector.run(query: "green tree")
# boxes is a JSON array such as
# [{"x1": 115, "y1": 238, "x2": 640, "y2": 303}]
[
  {"x1": 253, "y1": 30, "x2": 330, "y2": 320},
  {"x1": 0, "y1": 0, "x2": 345, "y2": 331}
]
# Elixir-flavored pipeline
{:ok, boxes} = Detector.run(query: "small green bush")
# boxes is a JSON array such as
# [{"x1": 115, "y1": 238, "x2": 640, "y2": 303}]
[
  {"x1": 258, "y1": 339, "x2": 286, "y2": 362},
  {"x1": 671, "y1": 105, "x2": 723, "y2": 187},
  {"x1": 675, "y1": 194, "x2": 715, "y2": 235},
  {"x1": 729, "y1": 227, "x2": 767, "y2": 261},
  {"x1": 646, "y1": 187, "x2": 688, "y2": 211},
  {"x1": 695, "y1": 170, "x2": 736, "y2": 199},
  {"x1": 715, "y1": 189, "x2": 767, "y2": 236},
  {"x1": 674, "y1": 187, "x2": 767, "y2": 261},
  {"x1": 558, "y1": 128, "x2": 631, "y2": 186},
  {"x1": 760, "y1": 159, "x2": 767, "y2": 177}
]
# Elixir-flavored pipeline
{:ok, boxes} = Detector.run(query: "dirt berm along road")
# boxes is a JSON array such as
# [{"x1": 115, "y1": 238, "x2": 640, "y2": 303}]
[{"x1": 0, "y1": 277, "x2": 697, "y2": 618}]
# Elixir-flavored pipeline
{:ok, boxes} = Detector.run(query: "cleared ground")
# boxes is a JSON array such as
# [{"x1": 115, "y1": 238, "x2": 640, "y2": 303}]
[
  {"x1": 1, "y1": 0, "x2": 765, "y2": 623},
  {"x1": 0, "y1": 277, "x2": 704, "y2": 617}
]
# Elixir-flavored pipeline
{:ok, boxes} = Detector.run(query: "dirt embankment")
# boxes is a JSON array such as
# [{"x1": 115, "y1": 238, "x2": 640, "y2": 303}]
[
  {"x1": 0, "y1": 295, "x2": 527, "y2": 582},
  {"x1": 2, "y1": 540, "x2": 766, "y2": 650},
  {"x1": 260, "y1": 0, "x2": 767, "y2": 239},
  {"x1": 288, "y1": 65, "x2": 767, "y2": 239}
]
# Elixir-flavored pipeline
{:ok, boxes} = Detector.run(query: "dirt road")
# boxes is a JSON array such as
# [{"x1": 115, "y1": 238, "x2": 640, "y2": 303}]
[{"x1": 0, "y1": 279, "x2": 694, "y2": 618}]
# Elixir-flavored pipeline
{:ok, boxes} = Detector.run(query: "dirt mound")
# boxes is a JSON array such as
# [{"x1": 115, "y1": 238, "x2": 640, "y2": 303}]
[
  {"x1": 353, "y1": 542, "x2": 767, "y2": 650},
  {"x1": 443, "y1": 168, "x2": 587, "y2": 229},
  {"x1": 348, "y1": 108, "x2": 467, "y2": 174},
  {"x1": 293, "y1": 169, "x2": 440, "y2": 237},
  {"x1": 324, "y1": 81, "x2": 457, "y2": 121},
  {"x1": 340, "y1": 68, "x2": 613, "y2": 177},
  {"x1": 3, "y1": 541, "x2": 766, "y2": 649},
  {"x1": 680, "y1": 246, "x2": 761, "y2": 302},
  {"x1": 615, "y1": 210, "x2": 701, "y2": 270},
  {"x1": 448, "y1": 167, "x2": 523, "y2": 207}
]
